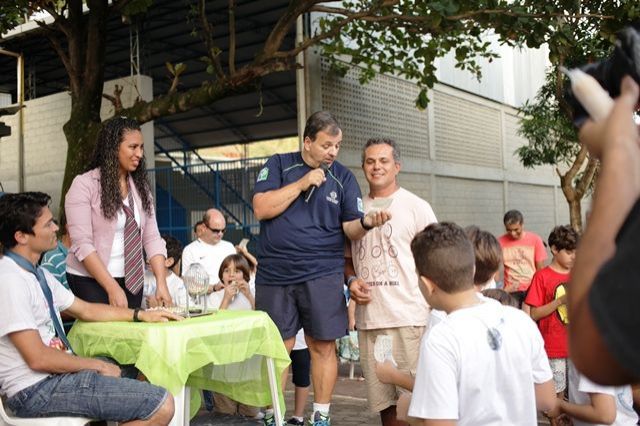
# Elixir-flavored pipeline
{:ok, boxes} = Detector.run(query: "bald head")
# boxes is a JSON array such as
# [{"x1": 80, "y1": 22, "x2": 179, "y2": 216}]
[{"x1": 202, "y1": 208, "x2": 227, "y2": 245}]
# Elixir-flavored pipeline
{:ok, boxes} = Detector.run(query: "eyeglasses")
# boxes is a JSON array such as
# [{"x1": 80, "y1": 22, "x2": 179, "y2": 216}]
[{"x1": 207, "y1": 226, "x2": 225, "y2": 234}]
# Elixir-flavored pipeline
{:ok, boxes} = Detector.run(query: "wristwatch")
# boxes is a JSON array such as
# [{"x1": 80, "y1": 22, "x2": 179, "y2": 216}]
[
  {"x1": 133, "y1": 308, "x2": 142, "y2": 322},
  {"x1": 360, "y1": 216, "x2": 374, "y2": 230}
]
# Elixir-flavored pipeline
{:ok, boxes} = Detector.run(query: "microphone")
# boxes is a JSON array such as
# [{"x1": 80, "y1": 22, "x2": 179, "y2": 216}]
[{"x1": 304, "y1": 162, "x2": 329, "y2": 203}]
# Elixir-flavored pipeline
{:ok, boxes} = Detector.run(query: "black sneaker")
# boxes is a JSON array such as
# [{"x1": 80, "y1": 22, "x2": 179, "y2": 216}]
[{"x1": 286, "y1": 418, "x2": 305, "y2": 426}]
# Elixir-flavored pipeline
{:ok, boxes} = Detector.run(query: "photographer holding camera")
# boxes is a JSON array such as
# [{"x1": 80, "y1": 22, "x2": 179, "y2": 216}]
[{"x1": 569, "y1": 68, "x2": 640, "y2": 386}]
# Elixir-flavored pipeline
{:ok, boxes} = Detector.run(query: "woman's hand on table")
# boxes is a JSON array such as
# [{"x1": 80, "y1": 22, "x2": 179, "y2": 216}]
[
  {"x1": 154, "y1": 278, "x2": 173, "y2": 306},
  {"x1": 139, "y1": 309, "x2": 184, "y2": 322},
  {"x1": 108, "y1": 285, "x2": 128, "y2": 308}
]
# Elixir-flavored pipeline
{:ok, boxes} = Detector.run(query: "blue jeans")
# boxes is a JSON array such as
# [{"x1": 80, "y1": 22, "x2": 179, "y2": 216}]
[{"x1": 6, "y1": 370, "x2": 168, "y2": 422}]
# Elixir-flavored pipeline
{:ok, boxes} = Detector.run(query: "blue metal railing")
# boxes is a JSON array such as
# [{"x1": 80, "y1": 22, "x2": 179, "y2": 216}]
[{"x1": 148, "y1": 156, "x2": 268, "y2": 246}]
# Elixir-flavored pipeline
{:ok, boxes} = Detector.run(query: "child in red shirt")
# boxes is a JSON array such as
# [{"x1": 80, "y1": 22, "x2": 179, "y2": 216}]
[{"x1": 525, "y1": 225, "x2": 579, "y2": 424}]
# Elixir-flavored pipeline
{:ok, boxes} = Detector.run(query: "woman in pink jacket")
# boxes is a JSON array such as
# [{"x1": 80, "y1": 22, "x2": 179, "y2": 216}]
[{"x1": 65, "y1": 117, "x2": 171, "y2": 308}]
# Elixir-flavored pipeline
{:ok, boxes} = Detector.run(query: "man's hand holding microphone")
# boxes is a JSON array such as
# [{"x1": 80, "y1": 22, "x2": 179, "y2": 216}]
[{"x1": 302, "y1": 163, "x2": 329, "y2": 203}]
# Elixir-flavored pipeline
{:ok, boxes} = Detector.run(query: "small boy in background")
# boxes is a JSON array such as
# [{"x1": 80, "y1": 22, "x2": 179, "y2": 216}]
[
  {"x1": 143, "y1": 235, "x2": 185, "y2": 308},
  {"x1": 407, "y1": 222, "x2": 555, "y2": 425},
  {"x1": 547, "y1": 361, "x2": 638, "y2": 426},
  {"x1": 465, "y1": 225, "x2": 502, "y2": 291},
  {"x1": 524, "y1": 225, "x2": 577, "y2": 420}
]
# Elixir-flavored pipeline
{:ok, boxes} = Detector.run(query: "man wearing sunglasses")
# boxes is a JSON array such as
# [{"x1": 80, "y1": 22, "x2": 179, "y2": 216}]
[{"x1": 181, "y1": 208, "x2": 236, "y2": 287}]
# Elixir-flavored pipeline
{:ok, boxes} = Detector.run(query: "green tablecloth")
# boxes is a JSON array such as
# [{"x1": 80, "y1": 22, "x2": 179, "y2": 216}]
[{"x1": 68, "y1": 310, "x2": 290, "y2": 414}]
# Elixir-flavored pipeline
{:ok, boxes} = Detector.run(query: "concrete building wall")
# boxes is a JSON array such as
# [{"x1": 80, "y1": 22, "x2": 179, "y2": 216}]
[
  {"x1": 316, "y1": 57, "x2": 578, "y2": 240},
  {"x1": 0, "y1": 75, "x2": 154, "y2": 217}
]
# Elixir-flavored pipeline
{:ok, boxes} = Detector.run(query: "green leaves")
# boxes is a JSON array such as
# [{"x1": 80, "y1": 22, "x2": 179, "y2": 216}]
[
  {"x1": 316, "y1": 0, "x2": 633, "y2": 109},
  {"x1": 166, "y1": 62, "x2": 187, "y2": 77},
  {"x1": 121, "y1": 0, "x2": 154, "y2": 17}
]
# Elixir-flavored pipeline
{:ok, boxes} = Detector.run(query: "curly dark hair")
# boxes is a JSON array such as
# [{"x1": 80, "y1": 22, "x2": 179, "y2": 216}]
[
  {"x1": 87, "y1": 117, "x2": 152, "y2": 220},
  {"x1": 548, "y1": 225, "x2": 579, "y2": 251}
]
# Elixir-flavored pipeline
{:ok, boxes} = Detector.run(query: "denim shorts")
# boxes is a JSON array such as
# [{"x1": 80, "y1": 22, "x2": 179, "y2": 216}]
[
  {"x1": 255, "y1": 272, "x2": 347, "y2": 341},
  {"x1": 6, "y1": 370, "x2": 168, "y2": 422}
]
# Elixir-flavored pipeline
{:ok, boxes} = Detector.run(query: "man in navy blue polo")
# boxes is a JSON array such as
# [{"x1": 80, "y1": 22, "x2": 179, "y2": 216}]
[{"x1": 253, "y1": 111, "x2": 390, "y2": 426}]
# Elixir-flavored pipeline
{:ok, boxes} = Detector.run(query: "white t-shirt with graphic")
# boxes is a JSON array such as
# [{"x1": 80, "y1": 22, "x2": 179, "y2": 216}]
[
  {"x1": 567, "y1": 361, "x2": 638, "y2": 426},
  {"x1": 0, "y1": 256, "x2": 75, "y2": 398},
  {"x1": 409, "y1": 301, "x2": 552, "y2": 425},
  {"x1": 350, "y1": 187, "x2": 437, "y2": 330}
]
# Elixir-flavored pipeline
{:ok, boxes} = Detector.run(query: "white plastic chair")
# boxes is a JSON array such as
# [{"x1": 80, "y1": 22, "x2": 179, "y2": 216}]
[{"x1": 0, "y1": 397, "x2": 95, "y2": 426}]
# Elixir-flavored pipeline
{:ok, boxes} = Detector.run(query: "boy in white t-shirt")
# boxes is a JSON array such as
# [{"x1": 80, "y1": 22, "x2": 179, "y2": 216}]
[
  {"x1": 143, "y1": 235, "x2": 186, "y2": 309},
  {"x1": 407, "y1": 222, "x2": 556, "y2": 425},
  {"x1": 546, "y1": 361, "x2": 638, "y2": 426}
]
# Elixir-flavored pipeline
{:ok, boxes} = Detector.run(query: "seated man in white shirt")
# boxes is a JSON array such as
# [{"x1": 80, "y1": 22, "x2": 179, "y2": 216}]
[{"x1": 0, "y1": 192, "x2": 180, "y2": 425}]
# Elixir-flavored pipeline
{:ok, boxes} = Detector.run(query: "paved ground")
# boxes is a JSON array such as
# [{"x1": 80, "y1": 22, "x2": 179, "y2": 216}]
[
  {"x1": 192, "y1": 362, "x2": 550, "y2": 425},
  {"x1": 192, "y1": 362, "x2": 374, "y2": 425}
]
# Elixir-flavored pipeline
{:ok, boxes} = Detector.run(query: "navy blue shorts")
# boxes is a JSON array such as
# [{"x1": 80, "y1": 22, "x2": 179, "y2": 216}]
[
  {"x1": 290, "y1": 348, "x2": 311, "y2": 388},
  {"x1": 255, "y1": 272, "x2": 347, "y2": 341}
]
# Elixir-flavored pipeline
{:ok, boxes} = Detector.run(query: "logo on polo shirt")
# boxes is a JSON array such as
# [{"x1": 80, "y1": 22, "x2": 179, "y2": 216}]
[
  {"x1": 326, "y1": 191, "x2": 338, "y2": 205},
  {"x1": 257, "y1": 167, "x2": 269, "y2": 182}
]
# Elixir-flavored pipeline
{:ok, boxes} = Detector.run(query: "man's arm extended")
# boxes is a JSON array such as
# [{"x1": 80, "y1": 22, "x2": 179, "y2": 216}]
[
  {"x1": 569, "y1": 76, "x2": 640, "y2": 384},
  {"x1": 342, "y1": 210, "x2": 392, "y2": 241}
]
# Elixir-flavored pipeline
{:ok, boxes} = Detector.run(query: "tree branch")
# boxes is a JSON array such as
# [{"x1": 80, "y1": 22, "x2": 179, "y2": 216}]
[
  {"x1": 36, "y1": 3, "x2": 70, "y2": 38},
  {"x1": 576, "y1": 156, "x2": 598, "y2": 198},
  {"x1": 102, "y1": 84, "x2": 124, "y2": 114},
  {"x1": 559, "y1": 145, "x2": 589, "y2": 202},
  {"x1": 43, "y1": 31, "x2": 75, "y2": 87},
  {"x1": 274, "y1": 3, "x2": 388, "y2": 59},
  {"x1": 566, "y1": 145, "x2": 589, "y2": 181},
  {"x1": 259, "y1": 0, "x2": 321, "y2": 61},
  {"x1": 123, "y1": 58, "x2": 294, "y2": 124},
  {"x1": 111, "y1": 0, "x2": 135, "y2": 14},
  {"x1": 198, "y1": 0, "x2": 226, "y2": 81},
  {"x1": 447, "y1": 10, "x2": 613, "y2": 21},
  {"x1": 311, "y1": 4, "x2": 613, "y2": 22},
  {"x1": 84, "y1": 0, "x2": 108, "y2": 97},
  {"x1": 228, "y1": 0, "x2": 237, "y2": 75}
]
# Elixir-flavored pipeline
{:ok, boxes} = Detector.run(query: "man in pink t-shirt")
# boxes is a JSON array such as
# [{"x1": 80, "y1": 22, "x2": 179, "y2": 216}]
[{"x1": 498, "y1": 210, "x2": 547, "y2": 306}]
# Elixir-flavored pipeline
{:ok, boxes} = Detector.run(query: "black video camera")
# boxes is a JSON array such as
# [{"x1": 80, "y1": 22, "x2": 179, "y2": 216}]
[{"x1": 567, "y1": 25, "x2": 640, "y2": 127}]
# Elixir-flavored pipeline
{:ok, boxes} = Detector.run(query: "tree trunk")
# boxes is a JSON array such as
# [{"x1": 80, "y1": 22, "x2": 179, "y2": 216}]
[
  {"x1": 568, "y1": 198, "x2": 583, "y2": 233},
  {"x1": 59, "y1": 113, "x2": 102, "y2": 222}
]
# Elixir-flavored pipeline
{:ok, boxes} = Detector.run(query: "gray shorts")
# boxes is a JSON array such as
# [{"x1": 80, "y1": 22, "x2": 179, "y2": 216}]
[
  {"x1": 549, "y1": 357, "x2": 567, "y2": 394},
  {"x1": 6, "y1": 370, "x2": 168, "y2": 422},
  {"x1": 255, "y1": 272, "x2": 347, "y2": 341}
]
